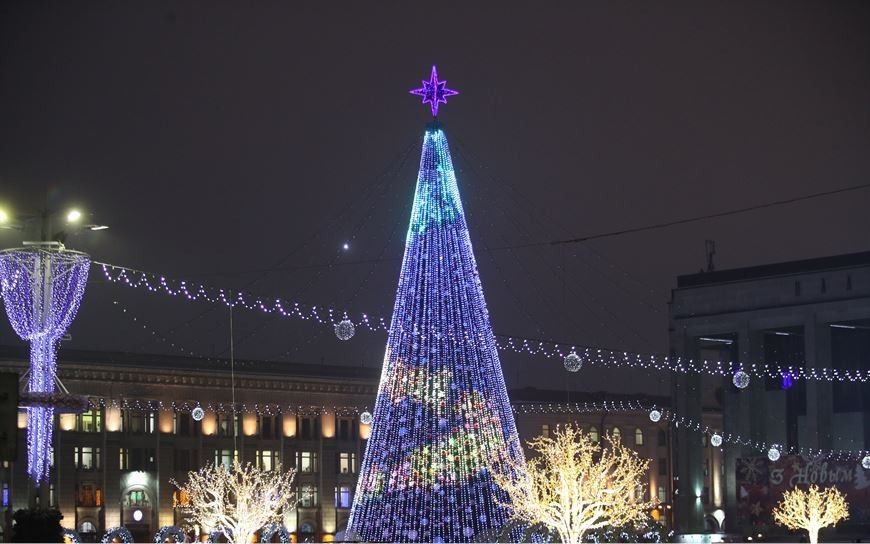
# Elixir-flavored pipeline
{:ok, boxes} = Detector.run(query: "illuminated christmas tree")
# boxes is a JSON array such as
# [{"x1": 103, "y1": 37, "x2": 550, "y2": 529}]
[{"x1": 346, "y1": 67, "x2": 524, "y2": 542}]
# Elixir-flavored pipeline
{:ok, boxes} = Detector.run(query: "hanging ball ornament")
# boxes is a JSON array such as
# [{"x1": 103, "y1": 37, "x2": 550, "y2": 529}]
[
  {"x1": 360, "y1": 411, "x2": 373, "y2": 425},
  {"x1": 711, "y1": 433, "x2": 723, "y2": 447},
  {"x1": 191, "y1": 406, "x2": 204, "y2": 421},
  {"x1": 649, "y1": 409, "x2": 662, "y2": 423},
  {"x1": 564, "y1": 352, "x2": 583, "y2": 373},
  {"x1": 334, "y1": 319, "x2": 356, "y2": 341},
  {"x1": 768, "y1": 445, "x2": 782, "y2": 462},
  {"x1": 862, "y1": 456, "x2": 870, "y2": 470},
  {"x1": 733, "y1": 370, "x2": 751, "y2": 389}
]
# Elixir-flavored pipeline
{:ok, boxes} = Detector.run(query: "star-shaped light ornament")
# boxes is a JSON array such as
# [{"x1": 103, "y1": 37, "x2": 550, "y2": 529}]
[{"x1": 410, "y1": 65, "x2": 459, "y2": 117}]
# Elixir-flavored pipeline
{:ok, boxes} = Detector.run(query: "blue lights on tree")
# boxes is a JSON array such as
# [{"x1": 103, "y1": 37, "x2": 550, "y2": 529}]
[{"x1": 346, "y1": 123, "x2": 524, "y2": 542}]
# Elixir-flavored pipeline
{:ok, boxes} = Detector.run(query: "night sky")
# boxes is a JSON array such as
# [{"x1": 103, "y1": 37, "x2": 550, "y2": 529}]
[{"x1": 1, "y1": 2, "x2": 869, "y2": 396}]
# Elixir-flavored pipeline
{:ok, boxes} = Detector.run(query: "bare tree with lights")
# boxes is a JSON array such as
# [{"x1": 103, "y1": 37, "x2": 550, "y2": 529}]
[
  {"x1": 171, "y1": 461, "x2": 296, "y2": 544},
  {"x1": 772, "y1": 484, "x2": 849, "y2": 544},
  {"x1": 493, "y1": 424, "x2": 655, "y2": 544}
]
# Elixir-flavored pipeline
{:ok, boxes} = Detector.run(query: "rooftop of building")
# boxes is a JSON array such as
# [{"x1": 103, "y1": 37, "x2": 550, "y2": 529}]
[{"x1": 676, "y1": 249, "x2": 870, "y2": 288}]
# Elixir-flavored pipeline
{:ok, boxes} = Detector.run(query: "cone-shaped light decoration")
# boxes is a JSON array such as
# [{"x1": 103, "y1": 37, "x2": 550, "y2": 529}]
[
  {"x1": 0, "y1": 246, "x2": 90, "y2": 483},
  {"x1": 348, "y1": 72, "x2": 523, "y2": 542}
]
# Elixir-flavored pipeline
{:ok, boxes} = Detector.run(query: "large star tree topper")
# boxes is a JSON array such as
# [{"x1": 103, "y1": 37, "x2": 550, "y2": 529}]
[{"x1": 410, "y1": 65, "x2": 459, "y2": 117}]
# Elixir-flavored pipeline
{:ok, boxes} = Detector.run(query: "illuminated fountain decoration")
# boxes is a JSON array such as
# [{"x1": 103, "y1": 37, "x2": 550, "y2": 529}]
[
  {"x1": 347, "y1": 68, "x2": 524, "y2": 542},
  {"x1": 0, "y1": 244, "x2": 90, "y2": 483}
]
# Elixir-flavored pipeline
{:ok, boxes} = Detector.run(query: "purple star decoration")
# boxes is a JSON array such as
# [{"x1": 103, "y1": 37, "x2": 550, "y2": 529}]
[{"x1": 410, "y1": 65, "x2": 458, "y2": 117}]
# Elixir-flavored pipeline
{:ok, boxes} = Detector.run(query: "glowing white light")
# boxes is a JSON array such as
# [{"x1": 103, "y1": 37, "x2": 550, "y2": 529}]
[
  {"x1": 335, "y1": 319, "x2": 355, "y2": 341},
  {"x1": 67, "y1": 209, "x2": 82, "y2": 223},
  {"x1": 649, "y1": 410, "x2": 661, "y2": 423},
  {"x1": 343, "y1": 243, "x2": 349, "y2": 250},
  {"x1": 711, "y1": 433, "x2": 723, "y2": 447},
  {"x1": 862, "y1": 455, "x2": 870, "y2": 470},
  {"x1": 360, "y1": 411, "x2": 373, "y2": 425},
  {"x1": 133, "y1": 509, "x2": 143, "y2": 522},
  {"x1": 768, "y1": 445, "x2": 782, "y2": 462},
  {"x1": 564, "y1": 352, "x2": 583, "y2": 372},
  {"x1": 733, "y1": 370, "x2": 750, "y2": 389},
  {"x1": 192, "y1": 406, "x2": 205, "y2": 421}
]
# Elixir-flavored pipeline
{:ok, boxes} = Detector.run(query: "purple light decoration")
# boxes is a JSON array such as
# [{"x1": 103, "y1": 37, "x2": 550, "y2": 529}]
[
  {"x1": 410, "y1": 65, "x2": 459, "y2": 117},
  {"x1": 346, "y1": 122, "x2": 523, "y2": 542},
  {"x1": 0, "y1": 246, "x2": 90, "y2": 483},
  {"x1": 781, "y1": 372, "x2": 794, "y2": 390}
]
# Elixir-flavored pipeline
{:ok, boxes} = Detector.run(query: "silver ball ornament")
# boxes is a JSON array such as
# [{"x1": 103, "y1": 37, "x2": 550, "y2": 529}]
[
  {"x1": 335, "y1": 319, "x2": 356, "y2": 341},
  {"x1": 360, "y1": 411, "x2": 373, "y2": 425},
  {"x1": 564, "y1": 352, "x2": 583, "y2": 372},
  {"x1": 191, "y1": 406, "x2": 204, "y2": 421},
  {"x1": 768, "y1": 445, "x2": 781, "y2": 462},
  {"x1": 710, "y1": 433, "x2": 723, "y2": 447},
  {"x1": 733, "y1": 370, "x2": 750, "y2": 389},
  {"x1": 649, "y1": 409, "x2": 662, "y2": 423}
]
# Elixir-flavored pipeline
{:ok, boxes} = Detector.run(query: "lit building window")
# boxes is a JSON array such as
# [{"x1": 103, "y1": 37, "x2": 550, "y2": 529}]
[
  {"x1": 214, "y1": 449, "x2": 237, "y2": 468},
  {"x1": 612, "y1": 427, "x2": 622, "y2": 443},
  {"x1": 300, "y1": 484, "x2": 318, "y2": 507},
  {"x1": 334, "y1": 485, "x2": 351, "y2": 508},
  {"x1": 299, "y1": 451, "x2": 317, "y2": 473},
  {"x1": 338, "y1": 452, "x2": 357, "y2": 474},
  {"x1": 256, "y1": 450, "x2": 279, "y2": 471},
  {"x1": 634, "y1": 428, "x2": 644, "y2": 446},
  {"x1": 119, "y1": 448, "x2": 130, "y2": 470},
  {"x1": 2, "y1": 483, "x2": 8, "y2": 507},
  {"x1": 589, "y1": 426, "x2": 599, "y2": 443},
  {"x1": 657, "y1": 485, "x2": 667, "y2": 503},
  {"x1": 541, "y1": 424, "x2": 550, "y2": 438},
  {"x1": 218, "y1": 414, "x2": 237, "y2": 437},
  {"x1": 78, "y1": 409, "x2": 102, "y2": 432},
  {"x1": 74, "y1": 446, "x2": 101, "y2": 470}
]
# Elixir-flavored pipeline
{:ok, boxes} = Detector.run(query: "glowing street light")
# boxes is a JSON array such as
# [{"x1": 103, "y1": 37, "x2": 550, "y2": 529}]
[{"x1": 66, "y1": 209, "x2": 82, "y2": 223}]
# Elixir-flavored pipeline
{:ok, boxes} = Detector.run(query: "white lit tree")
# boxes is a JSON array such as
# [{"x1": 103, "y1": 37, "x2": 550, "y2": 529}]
[
  {"x1": 171, "y1": 461, "x2": 296, "y2": 544},
  {"x1": 772, "y1": 484, "x2": 849, "y2": 544},
  {"x1": 493, "y1": 424, "x2": 655, "y2": 544}
]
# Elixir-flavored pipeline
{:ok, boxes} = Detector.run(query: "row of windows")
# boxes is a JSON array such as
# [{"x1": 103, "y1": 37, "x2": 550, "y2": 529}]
[
  {"x1": 541, "y1": 425, "x2": 668, "y2": 447},
  {"x1": 213, "y1": 450, "x2": 357, "y2": 474},
  {"x1": 64, "y1": 411, "x2": 360, "y2": 440}
]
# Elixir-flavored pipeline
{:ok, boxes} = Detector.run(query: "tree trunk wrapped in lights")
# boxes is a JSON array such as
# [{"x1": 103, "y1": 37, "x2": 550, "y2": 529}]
[
  {"x1": 493, "y1": 424, "x2": 655, "y2": 544},
  {"x1": 171, "y1": 461, "x2": 296, "y2": 544},
  {"x1": 772, "y1": 484, "x2": 849, "y2": 544},
  {"x1": 346, "y1": 120, "x2": 526, "y2": 543}
]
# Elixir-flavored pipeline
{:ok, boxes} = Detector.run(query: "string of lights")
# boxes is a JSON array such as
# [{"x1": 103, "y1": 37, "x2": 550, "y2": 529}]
[
  {"x1": 81, "y1": 396, "x2": 870, "y2": 462},
  {"x1": 99, "y1": 261, "x2": 870, "y2": 384}
]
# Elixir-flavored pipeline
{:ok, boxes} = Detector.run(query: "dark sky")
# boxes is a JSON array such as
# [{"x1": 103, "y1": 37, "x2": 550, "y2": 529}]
[{"x1": 1, "y1": 1, "x2": 869, "y2": 396}]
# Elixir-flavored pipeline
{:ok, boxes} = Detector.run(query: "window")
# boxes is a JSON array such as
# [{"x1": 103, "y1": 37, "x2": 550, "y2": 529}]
[
  {"x1": 174, "y1": 413, "x2": 191, "y2": 435},
  {"x1": 300, "y1": 485, "x2": 318, "y2": 507},
  {"x1": 658, "y1": 458, "x2": 668, "y2": 477},
  {"x1": 658, "y1": 430, "x2": 667, "y2": 447},
  {"x1": 75, "y1": 447, "x2": 101, "y2": 470},
  {"x1": 635, "y1": 483, "x2": 644, "y2": 501},
  {"x1": 335, "y1": 485, "x2": 351, "y2": 508},
  {"x1": 702, "y1": 434, "x2": 707, "y2": 447},
  {"x1": 78, "y1": 484, "x2": 102, "y2": 506},
  {"x1": 125, "y1": 489, "x2": 149, "y2": 508},
  {"x1": 612, "y1": 427, "x2": 622, "y2": 443},
  {"x1": 634, "y1": 428, "x2": 644, "y2": 446},
  {"x1": 218, "y1": 414, "x2": 237, "y2": 437},
  {"x1": 49, "y1": 484, "x2": 55, "y2": 506},
  {"x1": 338, "y1": 418, "x2": 352, "y2": 440},
  {"x1": 589, "y1": 426, "x2": 599, "y2": 443},
  {"x1": 123, "y1": 411, "x2": 155, "y2": 433},
  {"x1": 256, "y1": 450, "x2": 279, "y2": 471},
  {"x1": 214, "y1": 449, "x2": 238, "y2": 468},
  {"x1": 338, "y1": 452, "x2": 357, "y2": 474},
  {"x1": 300, "y1": 417, "x2": 319, "y2": 440},
  {"x1": 1, "y1": 483, "x2": 8, "y2": 507},
  {"x1": 80, "y1": 521, "x2": 97, "y2": 534},
  {"x1": 119, "y1": 448, "x2": 130, "y2": 470},
  {"x1": 261, "y1": 415, "x2": 277, "y2": 439},
  {"x1": 78, "y1": 409, "x2": 102, "y2": 432},
  {"x1": 541, "y1": 424, "x2": 550, "y2": 438},
  {"x1": 299, "y1": 451, "x2": 317, "y2": 473},
  {"x1": 130, "y1": 448, "x2": 156, "y2": 471},
  {"x1": 657, "y1": 486, "x2": 667, "y2": 503}
]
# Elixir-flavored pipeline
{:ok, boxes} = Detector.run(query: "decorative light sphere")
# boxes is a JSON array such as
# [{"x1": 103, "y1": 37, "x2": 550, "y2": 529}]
[
  {"x1": 649, "y1": 409, "x2": 662, "y2": 423},
  {"x1": 133, "y1": 509, "x2": 143, "y2": 522},
  {"x1": 335, "y1": 319, "x2": 356, "y2": 341},
  {"x1": 733, "y1": 370, "x2": 751, "y2": 389},
  {"x1": 710, "y1": 433, "x2": 723, "y2": 447},
  {"x1": 564, "y1": 352, "x2": 583, "y2": 372},
  {"x1": 862, "y1": 455, "x2": 870, "y2": 470},
  {"x1": 768, "y1": 445, "x2": 781, "y2": 462},
  {"x1": 191, "y1": 406, "x2": 204, "y2": 421},
  {"x1": 360, "y1": 411, "x2": 373, "y2": 425}
]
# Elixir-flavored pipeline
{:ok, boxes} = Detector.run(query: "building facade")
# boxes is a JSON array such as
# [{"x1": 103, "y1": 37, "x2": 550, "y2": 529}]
[
  {"x1": 670, "y1": 250, "x2": 870, "y2": 538},
  {"x1": 0, "y1": 347, "x2": 723, "y2": 542}
]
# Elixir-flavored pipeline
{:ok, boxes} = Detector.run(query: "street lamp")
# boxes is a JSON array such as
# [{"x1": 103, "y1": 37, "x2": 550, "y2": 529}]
[{"x1": 0, "y1": 203, "x2": 108, "y2": 244}]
